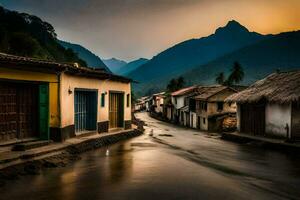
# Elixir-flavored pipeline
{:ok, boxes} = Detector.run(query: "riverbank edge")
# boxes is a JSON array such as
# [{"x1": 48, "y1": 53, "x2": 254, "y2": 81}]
[{"x1": 0, "y1": 128, "x2": 143, "y2": 187}]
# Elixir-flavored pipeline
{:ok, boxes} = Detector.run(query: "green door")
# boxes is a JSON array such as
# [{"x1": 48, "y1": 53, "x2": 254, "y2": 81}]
[{"x1": 39, "y1": 84, "x2": 49, "y2": 140}]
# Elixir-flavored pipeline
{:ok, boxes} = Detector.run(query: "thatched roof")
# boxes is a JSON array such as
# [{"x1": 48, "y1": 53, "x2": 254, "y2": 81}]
[
  {"x1": 226, "y1": 70, "x2": 300, "y2": 104},
  {"x1": 194, "y1": 85, "x2": 235, "y2": 100}
]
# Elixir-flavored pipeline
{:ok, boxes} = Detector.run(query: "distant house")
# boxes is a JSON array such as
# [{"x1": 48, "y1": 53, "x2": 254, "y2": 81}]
[
  {"x1": 0, "y1": 53, "x2": 132, "y2": 143},
  {"x1": 171, "y1": 86, "x2": 199, "y2": 127},
  {"x1": 145, "y1": 97, "x2": 152, "y2": 112},
  {"x1": 226, "y1": 71, "x2": 300, "y2": 140},
  {"x1": 152, "y1": 92, "x2": 166, "y2": 114},
  {"x1": 195, "y1": 86, "x2": 237, "y2": 131},
  {"x1": 134, "y1": 96, "x2": 150, "y2": 112}
]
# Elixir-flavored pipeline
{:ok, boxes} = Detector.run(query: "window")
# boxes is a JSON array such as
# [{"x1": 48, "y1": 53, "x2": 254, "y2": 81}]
[
  {"x1": 201, "y1": 102, "x2": 207, "y2": 111},
  {"x1": 189, "y1": 98, "x2": 196, "y2": 112},
  {"x1": 127, "y1": 94, "x2": 130, "y2": 107},
  {"x1": 184, "y1": 97, "x2": 188, "y2": 106},
  {"x1": 203, "y1": 117, "x2": 206, "y2": 124},
  {"x1": 101, "y1": 93, "x2": 105, "y2": 107},
  {"x1": 217, "y1": 102, "x2": 223, "y2": 111}
]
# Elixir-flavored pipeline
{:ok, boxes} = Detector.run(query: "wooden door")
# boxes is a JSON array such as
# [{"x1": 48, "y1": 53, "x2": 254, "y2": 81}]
[
  {"x1": 18, "y1": 84, "x2": 38, "y2": 139},
  {"x1": 0, "y1": 83, "x2": 38, "y2": 142},
  {"x1": 186, "y1": 112, "x2": 190, "y2": 127},
  {"x1": 0, "y1": 84, "x2": 17, "y2": 141},
  {"x1": 197, "y1": 116, "x2": 200, "y2": 129},
  {"x1": 240, "y1": 103, "x2": 265, "y2": 135},
  {"x1": 109, "y1": 92, "x2": 124, "y2": 129},
  {"x1": 291, "y1": 103, "x2": 300, "y2": 140},
  {"x1": 39, "y1": 84, "x2": 49, "y2": 140}
]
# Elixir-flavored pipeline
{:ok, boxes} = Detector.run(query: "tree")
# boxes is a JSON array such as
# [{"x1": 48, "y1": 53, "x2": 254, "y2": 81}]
[
  {"x1": 215, "y1": 72, "x2": 225, "y2": 85},
  {"x1": 215, "y1": 62, "x2": 244, "y2": 86},
  {"x1": 227, "y1": 62, "x2": 244, "y2": 84},
  {"x1": 177, "y1": 76, "x2": 185, "y2": 89},
  {"x1": 166, "y1": 76, "x2": 186, "y2": 92}
]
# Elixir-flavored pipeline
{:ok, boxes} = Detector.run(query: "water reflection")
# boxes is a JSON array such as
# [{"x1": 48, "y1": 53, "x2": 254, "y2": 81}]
[
  {"x1": 1, "y1": 132, "x2": 300, "y2": 200},
  {"x1": 106, "y1": 144, "x2": 133, "y2": 184}
]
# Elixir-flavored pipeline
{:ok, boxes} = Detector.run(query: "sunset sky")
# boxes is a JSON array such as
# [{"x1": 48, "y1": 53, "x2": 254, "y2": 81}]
[{"x1": 1, "y1": 0, "x2": 300, "y2": 61}]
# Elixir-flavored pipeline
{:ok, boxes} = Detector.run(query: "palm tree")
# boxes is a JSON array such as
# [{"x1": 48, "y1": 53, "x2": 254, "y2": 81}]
[
  {"x1": 167, "y1": 78, "x2": 177, "y2": 92},
  {"x1": 227, "y1": 62, "x2": 244, "y2": 84},
  {"x1": 177, "y1": 76, "x2": 185, "y2": 89},
  {"x1": 166, "y1": 76, "x2": 186, "y2": 92},
  {"x1": 215, "y1": 72, "x2": 225, "y2": 85}
]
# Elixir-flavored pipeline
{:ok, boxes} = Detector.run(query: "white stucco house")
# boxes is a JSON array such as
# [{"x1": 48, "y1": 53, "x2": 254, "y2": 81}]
[
  {"x1": 226, "y1": 70, "x2": 300, "y2": 140},
  {"x1": 152, "y1": 92, "x2": 166, "y2": 114},
  {"x1": 171, "y1": 86, "x2": 198, "y2": 127}
]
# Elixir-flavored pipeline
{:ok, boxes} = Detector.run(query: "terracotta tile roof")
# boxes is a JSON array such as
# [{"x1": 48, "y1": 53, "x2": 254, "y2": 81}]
[
  {"x1": 0, "y1": 53, "x2": 131, "y2": 83},
  {"x1": 0, "y1": 52, "x2": 69, "y2": 70},
  {"x1": 171, "y1": 86, "x2": 197, "y2": 97}
]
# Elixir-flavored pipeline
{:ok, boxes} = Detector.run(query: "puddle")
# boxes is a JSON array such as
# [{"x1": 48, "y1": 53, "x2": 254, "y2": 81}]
[
  {"x1": 130, "y1": 143, "x2": 157, "y2": 147},
  {"x1": 158, "y1": 134, "x2": 174, "y2": 137}
]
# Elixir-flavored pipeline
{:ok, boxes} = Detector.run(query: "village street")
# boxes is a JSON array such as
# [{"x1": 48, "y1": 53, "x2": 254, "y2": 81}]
[{"x1": 1, "y1": 112, "x2": 300, "y2": 200}]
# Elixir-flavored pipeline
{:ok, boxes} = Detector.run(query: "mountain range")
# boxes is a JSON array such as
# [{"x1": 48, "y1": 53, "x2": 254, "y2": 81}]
[
  {"x1": 1, "y1": 5, "x2": 299, "y2": 97},
  {"x1": 58, "y1": 40, "x2": 110, "y2": 72},
  {"x1": 103, "y1": 58, "x2": 127, "y2": 73},
  {"x1": 181, "y1": 31, "x2": 300, "y2": 86},
  {"x1": 127, "y1": 20, "x2": 300, "y2": 96},
  {"x1": 117, "y1": 58, "x2": 149, "y2": 75}
]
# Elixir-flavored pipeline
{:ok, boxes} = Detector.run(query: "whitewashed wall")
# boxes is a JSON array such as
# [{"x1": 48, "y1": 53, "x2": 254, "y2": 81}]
[
  {"x1": 172, "y1": 96, "x2": 185, "y2": 110},
  {"x1": 265, "y1": 103, "x2": 291, "y2": 138}
]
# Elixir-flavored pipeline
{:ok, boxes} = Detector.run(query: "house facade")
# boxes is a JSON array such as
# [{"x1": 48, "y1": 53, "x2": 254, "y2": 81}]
[
  {"x1": 226, "y1": 71, "x2": 300, "y2": 140},
  {"x1": 195, "y1": 86, "x2": 237, "y2": 131},
  {"x1": 59, "y1": 72, "x2": 131, "y2": 141},
  {"x1": 0, "y1": 53, "x2": 132, "y2": 143},
  {"x1": 134, "y1": 96, "x2": 150, "y2": 112},
  {"x1": 171, "y1": 86, "x2": 198, "y2": 126},
  {"x1": 152, "y1": 92, "x2": 165, "y2": 114}
]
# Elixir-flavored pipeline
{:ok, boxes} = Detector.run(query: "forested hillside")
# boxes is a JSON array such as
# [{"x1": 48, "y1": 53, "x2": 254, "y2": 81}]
[{"x1": 0, "y1": 6, "x2": 86, "y2": 66}]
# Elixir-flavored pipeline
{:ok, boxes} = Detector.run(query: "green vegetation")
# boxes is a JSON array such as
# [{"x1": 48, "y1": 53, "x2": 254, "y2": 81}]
[
  {"x1": 215, "y1": 62, "x2": 244, "y2": 86},
  {"x1": 0, "y1": 6, "x2": 86, "y2": 66},
  {"x1": 58, "y1": 40, "x2": 110, "y2": 71},
  {"x1": 166, "y1": 76, "x2": 186, "y2": 92}
]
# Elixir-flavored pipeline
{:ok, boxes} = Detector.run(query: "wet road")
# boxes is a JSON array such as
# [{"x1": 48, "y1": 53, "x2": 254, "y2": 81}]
[{"x1": 2, "y1": 112, "x2": 300, "y2": 200}]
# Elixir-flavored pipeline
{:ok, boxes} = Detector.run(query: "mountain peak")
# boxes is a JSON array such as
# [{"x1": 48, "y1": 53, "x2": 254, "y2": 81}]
[
  {"x1": 226, "y1": 20, "x2": 242, "y2": 26},
  {"x1": 215, "y1": 20, "x2": 249, "y2": 35}
]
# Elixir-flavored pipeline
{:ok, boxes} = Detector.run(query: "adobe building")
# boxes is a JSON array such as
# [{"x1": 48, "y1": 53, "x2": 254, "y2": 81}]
[
  {"x1": 226, "y1": 71, "x2": 300, "y2": 140},
  {"x1": 195, "y1": 85, "x2": 237, "y2": 131},
  {"x1": 0, "y1": 53, "x2": 132, "y2": 143}
]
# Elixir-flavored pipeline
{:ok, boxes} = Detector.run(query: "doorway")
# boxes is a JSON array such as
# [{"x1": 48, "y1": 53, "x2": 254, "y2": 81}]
[
  {"x1": 240, "y1": 103, "x2": 265, "y2": 135},
  {"x1": 0, "y1": 82, "x2": 41, "y2": 142},
  {"x1": 74, "y1": 90, "x2": 97, "y2": 134},
  {"x1": 109, "y1": 92, "x2": 124, "y2": 129}
]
